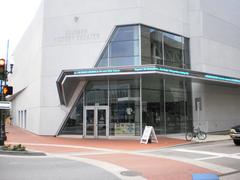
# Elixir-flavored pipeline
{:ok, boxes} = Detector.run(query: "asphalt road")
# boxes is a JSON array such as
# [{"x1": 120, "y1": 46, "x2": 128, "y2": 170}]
[
  {"x1": 144, "y1": 139, "x2": 240, "y2": 180},
  {"x1": 0, "y1": 156, "x2": 120, "y2": 180}
]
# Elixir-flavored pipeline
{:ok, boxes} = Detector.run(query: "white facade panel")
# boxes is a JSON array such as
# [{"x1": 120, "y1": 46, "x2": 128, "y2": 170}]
[
  {"x1": 11, "y1": 84, "x2": 41, "y2": 134},
  {"x1": 39, "y1": 107, "x2": 65, "y2": 135},
  {"x1": 44, "y1": 0, "x2": 142, "y2": 18},
  {"x1": 201, "y1": 0, "x2": 240, "y2": 28},
  {"x1": 9, "y1": 2, "x2": 44, "y2": 134},
  {"x1": 192, "y1": 82, "x2": 240, "y2": 132},
  {"x1": 140, "y1": 0, "x2": 189, "y2": 37},
  {"x1": 201, "y1": 38, "x2": 240, "y2": 78}
]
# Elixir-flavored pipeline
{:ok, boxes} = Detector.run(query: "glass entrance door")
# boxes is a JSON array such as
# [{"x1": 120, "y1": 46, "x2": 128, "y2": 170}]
[
  {"x1": 86, "y1": 109, "x2": 94, "y2": 136},
  {"x1": 84, "y1": 106, "x2": 109, "y2": 138},
  {"x1": 97, "y1": 109, "x2": 107, "y2": 136}
]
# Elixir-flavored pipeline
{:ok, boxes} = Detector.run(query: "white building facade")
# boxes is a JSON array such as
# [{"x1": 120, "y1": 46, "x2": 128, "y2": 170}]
[{"x1": 9, "y1": 0, "x2": 240, "y2": 137}]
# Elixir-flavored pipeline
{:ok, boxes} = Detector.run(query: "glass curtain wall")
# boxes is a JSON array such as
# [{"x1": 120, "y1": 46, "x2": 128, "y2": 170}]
[
  {"x1": 164, "y1": 33, "x2": 183, "y2": 68},
  {"x1": 165, "y1": 78, "x2": 186, "y2": 133},
  {"x1": 141, "y1": 25, "x2": 189, "y2": 69},
  {"x1": 142, "y1": 76, "x2": 192, "y2": 134},
  {"x1": 85, "y1": 80, "x2": 108, "y2": 106},
  {"x1": 142, "y1": 75, "x2": 165, "y2": 134},
  {"x1": 59, "y1": 76, "x2": 192, "y2": 136},
  {"x1": 96, "y1": 25, "x2": 140, "y2": 67},
  {"x1": 183, "y1": 38, "x2": 190, "y2": 69},
  {"x1": 109, "y1": 76, "x2": 140, "y2": 136},
  {"x1": 96, "y1": 24, "x2": 190, "y2": 69},
  {"x1": 141, "y1": 26, "x2": 163, "y2": 65},
  {"x1": 185, "y1": 80, "x2": 193, "y2": 131}
]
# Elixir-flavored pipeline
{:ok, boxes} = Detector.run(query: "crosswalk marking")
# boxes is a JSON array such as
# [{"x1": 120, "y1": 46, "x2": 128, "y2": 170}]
[{"x1": 173, "y1": 148, "x2": 240, "y2": 160}]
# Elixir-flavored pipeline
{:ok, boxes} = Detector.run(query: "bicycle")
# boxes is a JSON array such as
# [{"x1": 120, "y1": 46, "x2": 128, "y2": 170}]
[{"x1": 185, "y1": 127, "x2": 207, "y2": 141}]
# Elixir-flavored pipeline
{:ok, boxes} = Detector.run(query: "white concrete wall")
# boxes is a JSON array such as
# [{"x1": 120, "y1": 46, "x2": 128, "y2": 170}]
[
  {"x1": 9, "y1": 1, "x2": 44, "y2": 134},
  {"x1": 190, "y1": 0, "x2": 240, "y2": 132},
  {"x1": 140, "y1": 0, "x2": 189, "y2": 37},
  {"x1": 189, "y1": 0, "x2": 240, "y2": 78},
  {"x1": 192, "y1": 82, "x2": 240, "y2": 132}
]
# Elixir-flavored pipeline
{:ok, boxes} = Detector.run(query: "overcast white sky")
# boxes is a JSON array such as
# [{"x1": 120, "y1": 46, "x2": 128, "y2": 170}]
[{"x1": 0, "y1": 0, "x2": 41, "y2": 63}]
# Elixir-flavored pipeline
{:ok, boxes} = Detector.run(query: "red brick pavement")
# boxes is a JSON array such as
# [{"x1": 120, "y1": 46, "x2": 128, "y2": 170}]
[
  {"x1": 82, "y1": 153, "x2": 216, "y2": 180},
  {"x1": 4, "y1": 125, "x2": 218, "y2": 180},
  {"x1": 6, "y1": 125, "x2": 188, "y2": 152}
]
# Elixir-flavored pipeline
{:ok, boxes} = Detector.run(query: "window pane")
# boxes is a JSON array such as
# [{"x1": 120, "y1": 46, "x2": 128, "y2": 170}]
[
  {"x1": 85, "y1": 81, "x2": 108, "y2": 106},
  {"x1": 185, "y1": 80, "x2": 193, "y2": 131},
  {"x1": 96, "y1": 25, "x2": 140, "y2": 67},
  {"x1": 110, "y1": 56, "x2": 139, "y2": 66},
  {"x1": 142, "y1": 75, "x2": 165, "y2": 134},
  {"x1": 141, "y1": 26, "x2": 163, "y2": 65},
  {"x1": 111, "y1": 26, "x2": 139, "y2": 42},
  {"x1": 59, "y1": 95, "x2": 83, "y2": 135},
  {"x1": 184, "y1": 38, "x2": 190, "y2": 69},
  {"x1": 165, "y1": 78, "x2": 186, "y2": 133},
  {"x1": 96, "y1": 46, "x2": 108, "y2": 67},
  {"x1": 164, "y1": 33, "x2": 183, "y2": 68},
  {"x1": 109, "y1": 40, "x2": 139, "y2": 58},
  {"x1": 109, "y1": 76, "x2": 140, "y2": 136}
]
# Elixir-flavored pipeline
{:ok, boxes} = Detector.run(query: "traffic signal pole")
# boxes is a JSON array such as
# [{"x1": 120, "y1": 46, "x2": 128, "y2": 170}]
[
  {"x1": 0, "y1": 58, "x2": 13, "y2": 146},
  {"x1": 0, "y1": 92, "x2": 6, "y2": 145},
  {"x1": 0, "y1": 59, "x2": 5, "y2": 145}
]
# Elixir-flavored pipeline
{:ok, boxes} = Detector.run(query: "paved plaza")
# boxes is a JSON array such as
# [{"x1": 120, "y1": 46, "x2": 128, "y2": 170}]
[{"x1": 1, "y1": 125, "x2": 236, "y2": 180}]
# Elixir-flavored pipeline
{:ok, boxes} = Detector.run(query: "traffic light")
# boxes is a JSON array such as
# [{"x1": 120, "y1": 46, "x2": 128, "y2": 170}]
[
  {"x1": 0, "y1": 59, "x2": 6, "y2": 80},
  {"x1": 2, "y1": 85, "x2": 13, "y2": 96},
  {"x1": 0, "y1": 58, "x2": 5, "y2": 73}
]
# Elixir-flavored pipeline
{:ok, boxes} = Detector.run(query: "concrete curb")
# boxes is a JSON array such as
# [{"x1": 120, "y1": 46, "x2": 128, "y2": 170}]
[{"x1": 0, "y1": 149, "x2": 46, "y2": 156}]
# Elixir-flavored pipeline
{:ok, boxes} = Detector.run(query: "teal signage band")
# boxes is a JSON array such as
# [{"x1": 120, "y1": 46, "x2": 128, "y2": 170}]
[
  {"x1": 73, "y1": 66, "x2": 190, "y2": 76},
  {"x1": 74, "y1": 69, "x2": 121, "y2": 75},
  {"x1": 134, "y1": 67, "x2": 189, "y2": 75},
  {"x1": 66, "y1": 66, "x2": 240, "y2": 86},
  {"x1": 205, "y1": 75, "x2": 240, "y2": 84}
]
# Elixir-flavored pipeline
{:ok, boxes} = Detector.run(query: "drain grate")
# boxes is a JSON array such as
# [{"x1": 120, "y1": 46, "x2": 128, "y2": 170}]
[{"x1": 120, "y1": 170, "x2": 142, "y2": 177}]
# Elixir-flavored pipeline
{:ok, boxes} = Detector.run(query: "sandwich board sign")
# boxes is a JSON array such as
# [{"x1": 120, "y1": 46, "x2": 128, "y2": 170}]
[{"x1": 140, "y1": 126, "x2": 158, "y2": 144}]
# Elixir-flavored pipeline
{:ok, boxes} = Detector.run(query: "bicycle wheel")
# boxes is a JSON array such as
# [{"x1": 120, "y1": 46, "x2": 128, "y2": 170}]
[
  {"x1": 185, "y1": 132, "x2": 193, "y2": 141},
  {"x1": 197, "y1": 131, "x2": 207, "y2": 140}
]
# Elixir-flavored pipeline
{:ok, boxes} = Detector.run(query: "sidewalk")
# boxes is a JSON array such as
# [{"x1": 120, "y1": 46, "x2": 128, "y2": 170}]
[
  {"x1": 4, "y1": 125, "x2": 221, "y2": 180},
  {"x1": 166, "y1": 133, "x2": 231, "y2": 143},
  {"x1": 5, "y1": 125, "x2": 189, "y2": 152}
]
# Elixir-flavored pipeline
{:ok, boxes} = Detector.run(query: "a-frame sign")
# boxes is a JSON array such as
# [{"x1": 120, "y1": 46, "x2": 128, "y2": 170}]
[{"x1": 140, "y1": 126, "x2": 158, "y2": 144}]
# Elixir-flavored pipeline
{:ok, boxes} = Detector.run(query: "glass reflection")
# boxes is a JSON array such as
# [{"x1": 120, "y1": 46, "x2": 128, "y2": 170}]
[
  {"x1": 109, "y1": 77, "x2": 140, "y2": 136},
  {"x1": 165, "y1": 78, "x2": 186, "y2": 133},
  {"x1": 111, "y1": 26, "x2": 139, "y2": 41},
  {"x1": 141, "y1": 26, "x2": 163, "y2": 65},
  {"x1": 85, "y1": 81, "x2": 108, "y2": 106},
  {"x1": 59, "y1": 75, "x2": 193, "y2": 136},
  {"x1": 59, "y1": 95, "x2": 83, "y2": 135},
  {"x1": 142, "y1": 75, "x2": 165, "y2": 134},
  {"x1": 96, "y1": 47, "x2": 108, "y2": 67},
  {"x1": 96, "y1": 25, "x2": 140, "y2": 67},
  {"x1": 98, "y1": 109, "x2": 106, "y2": 136},
  {"x1": 164, "y1": 33, "x2": 183, "y2": 68},
  {"x1": 86, "y1": 109, "x2": 94, "y2": 136}
]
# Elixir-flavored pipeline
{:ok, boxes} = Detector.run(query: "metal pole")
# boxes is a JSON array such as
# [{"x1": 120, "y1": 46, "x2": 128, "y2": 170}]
[
  {"x1": 0, "y1": 91, "x2": 6, "y2": 145},
  {"x1": 6, "y1": 40, "x2": 9, "y2": 70},
  {"x1": 197, "y1": 102, "x2": 200, "y2": 127},
  {"x1": 0, "y1": 79, "x2": 3, "y2": 145}
]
